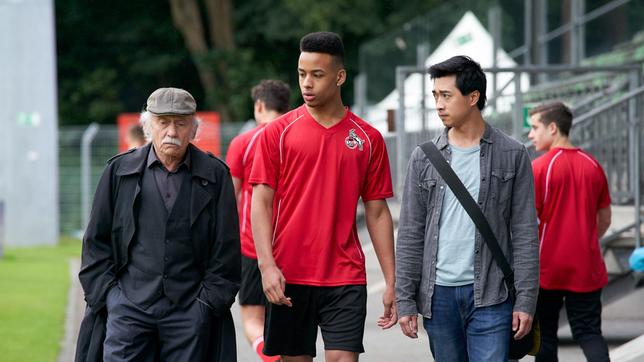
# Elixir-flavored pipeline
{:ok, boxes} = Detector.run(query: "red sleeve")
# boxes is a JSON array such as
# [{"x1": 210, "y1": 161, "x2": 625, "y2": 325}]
[
  {"x1": 249, "y1": 123, "x2": 280, "y2": 190},
  {"x1": 361, "y1": 131, "x2": 394, "y2": 201},
  {"x1": 225, "y1": 135, "x2": 245, "y2": 179},
  {"x1": 532, "y1": 159, "x2": 544, "y2": 217},
  {"x1": 597, "y1": 168, "x2": 611, "y2": 209}
]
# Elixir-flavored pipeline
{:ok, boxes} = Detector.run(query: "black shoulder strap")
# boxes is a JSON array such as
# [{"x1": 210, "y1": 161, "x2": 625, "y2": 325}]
[{"x1": 419, "y1": 141, "x2": 516, "y2": 300}]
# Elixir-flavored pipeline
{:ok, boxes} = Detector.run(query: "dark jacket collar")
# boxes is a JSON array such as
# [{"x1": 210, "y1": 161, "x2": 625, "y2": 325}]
[
  {"x1": 115, "y1": 143, "x2": 217, "y2": 183},
  {"x1": 188, "y1": 144, "x2": 217, "y2": 183},
  {"x1": 146, "y1": 144, "x2": 191, "y2": 171},
  {"x1": 435, "y1": 122, "x2": 493, "y2": 150}
]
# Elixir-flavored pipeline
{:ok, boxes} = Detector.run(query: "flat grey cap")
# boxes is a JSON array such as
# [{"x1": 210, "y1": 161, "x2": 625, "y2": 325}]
[{"x1": 146, "y1": 87, "x2": 196, "y2": 116}]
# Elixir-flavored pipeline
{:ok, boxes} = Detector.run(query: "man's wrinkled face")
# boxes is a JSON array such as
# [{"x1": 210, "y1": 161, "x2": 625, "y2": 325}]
[{"x1": 150, "y1": 114, "x2": 196, "y2": 159}]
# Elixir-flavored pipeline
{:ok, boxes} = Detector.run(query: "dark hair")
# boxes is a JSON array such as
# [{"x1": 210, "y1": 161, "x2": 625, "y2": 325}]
[
  {"x1": 251, "y1": 80, "x2": 291, "y2": 114},
  {"x1": 528, "y1": 101, "x2": 573, "y2": 136},
  {"x1": 299, "y1": 31, "x2": 345, "y2": 66},
  {"x1": 428, "y1": 55, "x2": 487, "y2": 110}
]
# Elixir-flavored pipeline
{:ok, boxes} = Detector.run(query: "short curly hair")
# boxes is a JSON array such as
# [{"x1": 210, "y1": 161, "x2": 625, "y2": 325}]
[
  {"x1": 300, "y1": 31, "x2": 344, "y2": 66},
  {"x1": 251, "y1": 80, "x2": 291, "y2": 114}
]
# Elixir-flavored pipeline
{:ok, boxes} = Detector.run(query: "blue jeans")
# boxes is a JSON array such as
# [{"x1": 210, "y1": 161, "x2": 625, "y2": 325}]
[{"x1": 423, "y1": 284, "x2": 512, "y2": 362}]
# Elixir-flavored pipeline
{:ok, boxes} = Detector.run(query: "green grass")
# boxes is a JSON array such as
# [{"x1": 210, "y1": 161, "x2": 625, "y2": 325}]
[{"x1": 0, "y1": 237, "x2": 81, "y2": 362}]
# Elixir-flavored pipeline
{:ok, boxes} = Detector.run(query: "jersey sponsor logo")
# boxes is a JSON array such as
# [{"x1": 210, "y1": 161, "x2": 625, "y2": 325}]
[{"x1": 345, "y1": 129, "x2": 364, "y2": 151}]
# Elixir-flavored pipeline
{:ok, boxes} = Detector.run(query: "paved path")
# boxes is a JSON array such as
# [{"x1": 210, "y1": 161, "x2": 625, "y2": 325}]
[
  {"x1": 58, "y1": 258, "x2": 83, "y2": 362},
  {"x1": 62, "y1": 202, "x2": 644, "y2": 361},
  {"x1": 231, "y1": 212, "x2": 433, "y2": 361}
]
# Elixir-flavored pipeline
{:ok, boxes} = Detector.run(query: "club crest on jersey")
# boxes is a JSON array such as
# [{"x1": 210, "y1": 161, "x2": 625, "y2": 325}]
[{"x1": 345, "y1": 129, "x2": 364, "y2": 151}]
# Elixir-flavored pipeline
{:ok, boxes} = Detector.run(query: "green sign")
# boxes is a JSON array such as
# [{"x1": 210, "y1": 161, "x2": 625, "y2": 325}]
[
  {"x1": 455, "y1": 33, "x2": 472, "y2": 45},
  {"x1": 523, "y1": 106, "x2": 530, "y2": 129},
  {"x1": 17, "y1": 112, "x2": 41, "y2": 127}
]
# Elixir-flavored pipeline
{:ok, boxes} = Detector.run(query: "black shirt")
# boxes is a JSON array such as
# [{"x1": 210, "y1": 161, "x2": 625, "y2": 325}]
[{"x1": 147, "y1": 146, "x2": 191, "y2": 211}]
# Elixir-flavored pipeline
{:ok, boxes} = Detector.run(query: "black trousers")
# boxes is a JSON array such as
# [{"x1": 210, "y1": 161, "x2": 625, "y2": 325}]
[
  {"x1": 535, "y1": 288, "x2": 610, "y2": 362},
  {"x1": 103, "y1": 285, "x2": 213, "y2": 362}
]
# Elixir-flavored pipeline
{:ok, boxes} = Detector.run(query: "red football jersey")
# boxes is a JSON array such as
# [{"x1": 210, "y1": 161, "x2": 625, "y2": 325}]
[
  {"x1": 226, "y1": 124, "x2": 267, "y2": 259},
  {"x1": 532, "y1": 148, "x2": 611, "y2": 292},
  {"x1": 249, "y1": 105, "x2": 393, "y2": 286}
]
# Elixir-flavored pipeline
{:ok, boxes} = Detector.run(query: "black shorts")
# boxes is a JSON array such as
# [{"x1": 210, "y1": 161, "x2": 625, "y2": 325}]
[
  {"x1": 263, "y1": 284, "x2": 367, "y2": 357},
  {"x1": 238, "y1": 255, "x2": 267, "y2": 306}
]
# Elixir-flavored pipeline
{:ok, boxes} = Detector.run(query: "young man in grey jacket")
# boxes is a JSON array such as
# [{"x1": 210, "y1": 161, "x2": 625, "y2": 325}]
[{"x1": 395, "y1": 56, "x2": 539, "y2": 362}]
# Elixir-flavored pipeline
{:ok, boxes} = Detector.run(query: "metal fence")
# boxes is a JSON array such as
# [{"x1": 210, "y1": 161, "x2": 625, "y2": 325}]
[
  {"x1": 58, "y1": 122, "x2": 247, "y2": 236},
  {"x1": 384, "y1": 65, "x2": 643, "y2": 248},
  {"x1": 59, "y1": 126, "x2": 118, "y2": 236},
  {"x1": 387, "y1": 64, "x2": 642, "y2": 196},
  {"x1": 357, "y1": 0, "x2": 644, "y2": 108},
  {"x1": 569, "y1": 84, "x2": 644, "y2": 247}
]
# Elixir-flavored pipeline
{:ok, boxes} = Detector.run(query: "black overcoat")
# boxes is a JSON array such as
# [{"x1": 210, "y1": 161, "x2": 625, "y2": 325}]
[{"x1": 75, "y1": 143, "x2": 241, "y2": 362}]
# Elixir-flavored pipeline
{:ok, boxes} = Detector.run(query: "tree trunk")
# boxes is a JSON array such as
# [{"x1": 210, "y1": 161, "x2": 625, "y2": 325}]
[
  {"x1": 204, "y1": 0, "x2": 234, "y2": 122},
  {"x1": 169, "y1": 0, "x2": 235, "y2": 122},
  {"x1": 204, "y1": 0, "x2": 235, "y2": 50}
]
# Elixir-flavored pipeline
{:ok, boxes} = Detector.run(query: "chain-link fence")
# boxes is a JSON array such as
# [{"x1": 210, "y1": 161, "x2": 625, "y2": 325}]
[
  {"x1": 59, "y1": 126, "x2": 118, "y2": 236},
  {"x1": 58, "y1": 122, "x2": 248, "y2": 236},
  {"x1": 359, "y1": 1, "x2": 521, "y2": 105},
  {"x1": 358, "y1": 0, "x2": 644, "y2": 106}
]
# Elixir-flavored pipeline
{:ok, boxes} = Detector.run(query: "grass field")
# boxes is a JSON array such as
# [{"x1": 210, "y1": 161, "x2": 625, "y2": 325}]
[{"x1": 0, "y1": 237, "x2": 81, "y2": 362}]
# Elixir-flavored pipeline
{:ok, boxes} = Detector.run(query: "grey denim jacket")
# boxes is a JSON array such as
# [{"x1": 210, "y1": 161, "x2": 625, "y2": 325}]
[{"x1": 395, "y1": 123, "x2": 539, "y2": 319}]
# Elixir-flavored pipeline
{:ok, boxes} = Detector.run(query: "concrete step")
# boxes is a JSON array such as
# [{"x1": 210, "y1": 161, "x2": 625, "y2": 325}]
[
  {"x1": 604, "y1": 240, "x2": 635, "y2": 275},
  {"x1": 609, "y1": 334, "x2": 644, "y2": 362}
]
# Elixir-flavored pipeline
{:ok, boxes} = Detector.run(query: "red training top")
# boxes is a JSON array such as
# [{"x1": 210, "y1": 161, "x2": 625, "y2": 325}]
[
  {"x1": 249, "y1": 105, "x2": 393, "y2": 286},
  {"x1": 226, "y1": 124, "x2": 267, "y2": 259},
  {"x1": 532, "y1": 147, "x2": 610, "y2": 292}
]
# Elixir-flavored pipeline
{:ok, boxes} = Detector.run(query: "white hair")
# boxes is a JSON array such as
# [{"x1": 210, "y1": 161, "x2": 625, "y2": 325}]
[{"x1": 139, "y1": 111, "x2": 200, "y2": 142}]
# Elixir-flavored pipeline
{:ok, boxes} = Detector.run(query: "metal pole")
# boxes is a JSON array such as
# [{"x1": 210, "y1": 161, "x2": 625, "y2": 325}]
[
  {"x1": 489, "y1": 6, "x2": 501, "y2": 112},
  {"x1": 628, "y1": 70, "x2": 641, "y2": 248},
  {"x1": 568, "y1": 0, "x2": 579, "y2": 65},
  {"x1": 395, "y1": 67, "x2": 407, "y2": 198},
  {"x1": 484, "y1": 64, "x2": 640, "y2": 73},
  {"x1": 524, "y1": 0, "x2": 533, "y2": 68},
  {"x1": 354, "y1": 73, "x2": 367, "y2": 118},
  {"x1": 417, "y1": 43, "x2": 430, "y2": 131},
  {"x1": 81, "y1": 123, "x2": 100, "y2": 232},
  {"x1": 579, "y1": 0, "x2": 586, "y2": 62},
  {"x1": 513, "y1": 72, "x2": 523, "y2": 139},
  {"x1": 570, "y1": 0, "x2": 586, "y2": 65},
  {"x1": 537, "y1": 0, "x2": 548, "y2": 83}
]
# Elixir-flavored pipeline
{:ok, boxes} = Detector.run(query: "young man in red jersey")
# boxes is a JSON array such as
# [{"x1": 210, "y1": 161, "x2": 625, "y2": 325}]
[
  {"x1": 226, "y1": 79, "x2": 291, "y2": 362},
  {"x1": 249, "y1": 31, "x2": 397, "y2": 362},
  {"x1": 528, "y1": 101, "x2": 612, "y2": 362}
]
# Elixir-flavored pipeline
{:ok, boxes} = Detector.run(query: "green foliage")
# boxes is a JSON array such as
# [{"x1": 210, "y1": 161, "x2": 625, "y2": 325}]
[
  {"x1": 281, "y1": 0, "x2": 383, "y2": 35},
  {"x1": 0, "y1": 237, "x2": 81, "y2": 362},
  {"x1": 59, "y1": 67, "x2": 122, "y2": 124},
  {"x1": 56, "y1": 0, "x2": 199, "y2": 125},
  {"x1": 56, "y1": 0, "x2": 537, "y2": 125}
]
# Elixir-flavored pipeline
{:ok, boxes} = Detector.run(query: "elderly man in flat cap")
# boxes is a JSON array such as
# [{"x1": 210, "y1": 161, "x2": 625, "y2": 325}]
[{"x1": 76, "y1": 87, "x2": 241, "y2": 362}]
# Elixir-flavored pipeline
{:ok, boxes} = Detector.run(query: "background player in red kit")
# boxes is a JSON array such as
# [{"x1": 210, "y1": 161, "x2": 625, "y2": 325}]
[
  {"x1": 250, "y1": 31, "x2": 397, "y2": 362},
  {"x1": 226, "y1": 79, "x2": 291, "y2": 362},
  {"x1": 528, "y1": 101, "x2": 612, "y2": 362}
]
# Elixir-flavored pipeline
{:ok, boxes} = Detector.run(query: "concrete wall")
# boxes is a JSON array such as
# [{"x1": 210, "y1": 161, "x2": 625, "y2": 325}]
[{"x1": 0, "y1": 0, "x2": 59, "y2": 246}]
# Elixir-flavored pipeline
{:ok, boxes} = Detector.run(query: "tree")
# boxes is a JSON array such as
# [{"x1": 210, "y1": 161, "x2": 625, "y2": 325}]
[
  {"x1": 59, "y1": 0, "x2": 553, "y2": 126},
  {"x1": 169, "y1": 0, "x2": 235, "y2": 122},
  {"x1": 56, "y1": 0, "x2": 201, "y2": 125}
]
